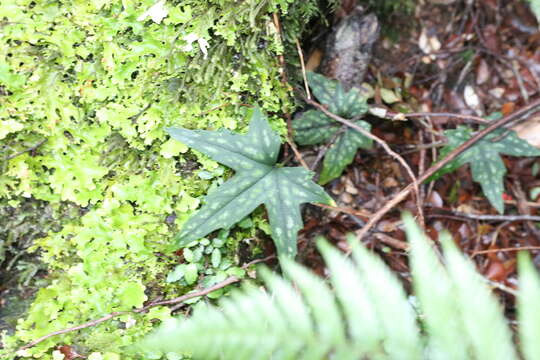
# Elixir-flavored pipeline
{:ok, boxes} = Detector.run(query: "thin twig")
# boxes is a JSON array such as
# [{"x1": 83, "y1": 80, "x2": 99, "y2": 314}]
[
  {"x1": 310, "y1": 127, "x2": 346, "y2": 171},
  {"x1": 310, "y1": 142, "x2": 331, "y2": 171},
  {"x1": 370, "y1": 107, "x2": 492, "y2": 125},
  {"x1": 287, "y1": 137, "x2": 309, "y2": 169},
  {"x1": 405, "y1": 111, "x2": 490, "y2": 125},
  {"x1": 356, "y1": 98, "x2": 540, "y2": 241},
  {"x1": 399, "y1": 141, "x2": 446, "y2": 155},
  {"x1": 487, "y1": 280, "x2": 518, "y2": 297},
  {"x1": 271, "y1": 13, "x2": 308, "y2": 170},
  {"x1": 511, "y1": 59, "x2": 529, "y2": 104},
  {"x1": 18, "y1": 312, "x2": 131, "y2": 352},
  {"x1": 482, "y1": 197, "x2": 540, "y2": 209},
  {"x1": 19, "y1": 253, "x2": 278, "y2": 351},
  {"x1": 453, "y1": 57, "x2": 475, "y2": 92},
  {"x1": 512, "y1": 181, "x2": 540, "y2": 238},
  {"x1": 314, "y1": 203, "x2": 372, "y2": 219},
  {"x1": 143, "y1": 276, "x2": 240, "y2": 308},
  {"x1": 428, "y1": 211, "x2": 540, "y2": 222},
  {"x1": 272, "y1": 13, "x2": 288, "y2": 85},
  {"x1": 130, "y1": 103, "x2": 152, "y2": 124},
  {"x1": 305, "y1": 98, "x2": 424, "y2": 226},
  {"x1": 169, "y1": 255, "x2": 277, "y2": 312},
  {"x1": 6, "y1": 139, "x2": 47, "y2": 161},
  {"x1": 242, "y1": 254, "x2": 277, "y2": 268},
  {"x1": 425, "y1": 115, "x2": 438, "y2": 206},
  {"x1": 295, "y1": 39, "x2": 311, "y2": 100},
  {"x1": 472, "y1": 246, "x2": 540, "y2": 257},
  {"x1": 374, "y1": 233, "x2": 409, "y2": 251},
  {"x1": 418, "y1": 131, "x2": 427, "y2": 221},
  {"x1": 19, "y1": 277, "x2": 241, "y2": 351},
  {"x1": 486, "y1": 222, "x2": 512, "y2": 259}
]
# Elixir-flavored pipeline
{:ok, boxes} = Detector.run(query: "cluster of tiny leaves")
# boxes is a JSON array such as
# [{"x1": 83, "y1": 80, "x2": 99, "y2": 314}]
[
  {"x1": 141, "y1": 214, "x2": 540, "y2": 359},
  {"x1": 293, "y1": 72, "x2": 372, "y2": 184},
  {"x1": 430, "y1": 126, "x2": 540, "y2": 213},
  {"x1": 0, "y1": 0, "x2": 322, "y2": 358},
  {"x1": 167, "y1": 107, "x2": 332, "y2": 258}
]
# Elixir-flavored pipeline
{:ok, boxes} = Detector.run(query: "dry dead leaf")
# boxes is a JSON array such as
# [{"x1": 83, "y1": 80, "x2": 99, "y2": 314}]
[
  {"x1": 476, "y1": 58, "x2": 490, "y2": 85},
  {"x1": 306, "y1": 49, "x2": 323, "y2": 72},
  {"x1": 464, "y1": 85, "x2": 482, "y2": 114},
  {"x1": 512, "y1": 114, "x2": 540, "y2": 148},
  {"x1": 418, "y1": 27, "x2": 441, "y2": 54}
]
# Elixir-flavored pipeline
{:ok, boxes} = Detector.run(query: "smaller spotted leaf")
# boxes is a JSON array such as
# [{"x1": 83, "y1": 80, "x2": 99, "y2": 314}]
[
  {"x1": 166, "y1": 107, "x2": 332, "y2": 258},
  {"x1": 306, "y1": 72, "x2": 368, "y2": 117},
  {"x1": 318, "y1": 120, "x2": 372, "y2": 185},
  {"x1": 294, "y1": 72, "x2": 372, "y2": 184},
  {"x1": 430, "y1": 126, "x2": 540, "y2": 213}
]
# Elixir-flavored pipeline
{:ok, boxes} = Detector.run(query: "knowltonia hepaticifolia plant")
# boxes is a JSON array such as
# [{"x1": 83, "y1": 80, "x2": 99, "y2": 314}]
[{"x1": 166, "y1": 107, "x2": 333, "y2": 258}]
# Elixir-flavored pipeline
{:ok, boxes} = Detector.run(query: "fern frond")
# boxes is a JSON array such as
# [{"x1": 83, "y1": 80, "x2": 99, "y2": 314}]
[
  {"x1": 349, "y1": 234, "x2": 423, "y2": 359},
  {"x1": 440, "y1": 232, "x2": 517, "y2": 359},
  {"x1": 141, "y1": 214, "x2": 540, "y2": 360},
  {"x1": 518, "y1": 252, "x2": 540, "y2": 359},
  {"x1": 280, "y1": 258, "x2": 347, "y2": 358},
  {"x1": 404, "y1": 214, "x2": 469, "y2": 360},
  {"x1": 316, "y1": 239, "x2": 382, "y2": 354}
]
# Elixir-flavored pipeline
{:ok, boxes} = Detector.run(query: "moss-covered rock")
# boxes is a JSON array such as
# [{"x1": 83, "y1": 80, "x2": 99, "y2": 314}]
[{"x1": 0, "y1": 1, "x2": 323, "y2": 358}]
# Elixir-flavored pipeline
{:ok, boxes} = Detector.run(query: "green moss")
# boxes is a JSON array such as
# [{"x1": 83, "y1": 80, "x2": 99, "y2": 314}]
[{"x1": 0, "y1": 0, "x2": 322, "y2": 358}]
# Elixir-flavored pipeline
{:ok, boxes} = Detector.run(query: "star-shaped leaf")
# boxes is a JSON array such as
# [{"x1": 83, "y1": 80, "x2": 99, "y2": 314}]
[
  {"x1": 293, "y1": 72, "x2": 372, "y2": 184},
  {"x1": 430, "y1": 126, "x2": 540, "y2": 213},
  {"x1": 166, "y1": 107, "x2": 332, "y2": 257},
  {"x1": 306, "y1": 72, "x2": 368, "y2": 117}
]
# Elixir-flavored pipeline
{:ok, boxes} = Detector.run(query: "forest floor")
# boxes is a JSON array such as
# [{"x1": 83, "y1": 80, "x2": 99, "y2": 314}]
[
  {"x1": 292, "y1": 0, "x2": 540, "y2": 313},
  {"x1": 2, "y1": 0, "x2": 540, "y2": 347}
]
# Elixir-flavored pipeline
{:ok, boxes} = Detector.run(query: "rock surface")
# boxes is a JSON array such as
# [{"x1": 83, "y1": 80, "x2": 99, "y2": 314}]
[{"x1": 321, "y1": 6, "x2": 380, "y2": 91}]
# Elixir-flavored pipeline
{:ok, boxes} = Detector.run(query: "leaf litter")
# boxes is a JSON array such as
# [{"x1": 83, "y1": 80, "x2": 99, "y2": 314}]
[{"x1": 293, "y1": 0, "x2": 540, "y2": 316}]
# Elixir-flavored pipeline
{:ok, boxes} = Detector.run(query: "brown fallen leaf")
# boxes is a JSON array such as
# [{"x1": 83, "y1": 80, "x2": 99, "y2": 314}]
[
  {"x1": 58, "y1": 345, "x2": 84, "y2": 360},
  {"x1": 306, "y1": 48, "x2": 323, "y2": 72},
  {"x1": 476, "y1": 58, "x2": 490, "y2": 85},
  {"x1": 512, "y1": 114, "x2": 540, "y2": 148},
  {"x1": 485, "y1": 260, "x2": 507, "y2": 282}
]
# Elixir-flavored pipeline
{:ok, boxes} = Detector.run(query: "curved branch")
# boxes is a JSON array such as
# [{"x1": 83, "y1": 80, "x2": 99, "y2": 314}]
[
  {"x1": 355, "y1": 97, "x2": 540, "y2": 241},
  {"x1": 305, "y1": 98, "x2": 425, "y2": 227},
  {"x1": 18, "y1": 276, "x2": 241, "y2": 351}
]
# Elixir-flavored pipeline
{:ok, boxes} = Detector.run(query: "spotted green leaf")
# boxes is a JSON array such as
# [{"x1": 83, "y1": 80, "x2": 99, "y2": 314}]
[
  {"x1": 306, "y1": 72, "x2": 368, "y2": 117},
  {"x1": 430, "y1": 126, "x2": 540, "y2": 213},
  {"x1": 293, "y1": 72, "x2": 371, "y2": 184},
  {"x1": 166, "y1": 107, "x2": 332, "y2": 257}
]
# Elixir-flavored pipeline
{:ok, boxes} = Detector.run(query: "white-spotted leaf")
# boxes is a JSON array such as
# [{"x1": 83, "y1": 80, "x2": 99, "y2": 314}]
[
  {"x1": 429, "y1": 126, "x2": 540, "y2": 213},
  {"x1": 319, "y1": 123, "x2": 371, "y2": 184},
  {"x1": 293, "y1": 72, "x2": 372, "y2": 184},
  {"x1": 166, "y1": 107, "x2": 332, "y2": 257},
  {"x1": 306, "y1": 72, "x2": 368, "y2": 117}
]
